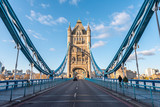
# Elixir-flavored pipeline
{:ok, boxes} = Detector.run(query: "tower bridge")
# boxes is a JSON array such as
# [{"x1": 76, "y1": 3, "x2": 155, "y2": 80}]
[
  {"x1": 67, "y1": 20, "x2": 91, "y2": 79},
  {"x1": 0, "y1": 0, "x2": 160, "y2": 107}
]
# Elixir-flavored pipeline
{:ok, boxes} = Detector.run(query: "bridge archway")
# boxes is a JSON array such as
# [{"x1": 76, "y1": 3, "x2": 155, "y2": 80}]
[{"x1": 72, "y1": 67, "x2": 88, "y2": 79}]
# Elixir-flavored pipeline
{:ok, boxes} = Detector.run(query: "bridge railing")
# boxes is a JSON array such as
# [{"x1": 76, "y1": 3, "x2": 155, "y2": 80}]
[
  {"x1": 86, "y1": 78, "x2": 160, "y2": 107},
  {"x1": 104, "y1": 78, "x2": 160, "y2": 91},
  {"x1": 0, "y1": 79, "x2": 49, "y2": 91},
  {"x1": 0, "y1": 78, "x2": 71, "y2": 105}
]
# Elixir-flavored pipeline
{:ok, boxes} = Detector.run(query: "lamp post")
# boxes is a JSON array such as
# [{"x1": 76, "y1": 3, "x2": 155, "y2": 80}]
[
  {"x1": 134, "y1": 43, "x2": 140, "y2": 79},
  {"x1": 14, "y1": 44, "x2": 20, "y2": 80}
]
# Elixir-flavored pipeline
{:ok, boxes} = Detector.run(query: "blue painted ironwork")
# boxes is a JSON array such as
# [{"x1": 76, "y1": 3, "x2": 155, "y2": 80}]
[
  {"x1": 0, "y1": 0, "x2": 50, "y2": 74},
  {"x1": 102, "y1": 78, "x2": 160, "y2": 91},
  {"x1": 88, "y1": 43, "x2": 103, "y2": 76},
  {"x1": 0, "y1": 0, "x2": 69, "y2": 77},
  {"x1": 87, "y1": 0, "x2": 160, "y2": 76},
  {"x1": 86, "y1": 78, "x2": 160, "y2": 107},
  {"x1": 0, "y1": 79, "x2": 49, "y2": 91},
  {"x1": 0, "y1": 78, "x2": 71, "y2": 102},
  {"x1": 54, "y1": 43, "x2": 70, "y2": 76},
  {"x1": 104, "y1": 0, "x2": 160, "y2": 74}
]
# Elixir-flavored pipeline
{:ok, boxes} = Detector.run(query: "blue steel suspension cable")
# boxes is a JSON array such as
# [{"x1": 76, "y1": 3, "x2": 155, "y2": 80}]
[
  {"x1": 88, "y1": 43, "x2": 103, "y2": 76},
  {"x1": 0, "y1": 0, "x2": 51, "y2": 74},
  {"x1": 54, "y1": 43, "x2": 70, "y2": 76},
  {"x1": 105, "y1": 0, "x2": 159, "y2": 75}
]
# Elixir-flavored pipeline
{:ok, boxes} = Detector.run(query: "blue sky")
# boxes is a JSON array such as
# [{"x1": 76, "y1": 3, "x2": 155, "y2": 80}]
[{"x1": 0, "y1": 0, "x2": 160, "y2": 74}]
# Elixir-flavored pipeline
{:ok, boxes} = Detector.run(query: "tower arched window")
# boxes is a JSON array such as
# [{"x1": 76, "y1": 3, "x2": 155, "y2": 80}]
[{"x1": 72, "y1": 48, "x2": 74, "y2": 52}]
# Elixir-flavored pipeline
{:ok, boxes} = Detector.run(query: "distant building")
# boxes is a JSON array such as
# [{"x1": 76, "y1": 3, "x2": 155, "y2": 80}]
[
  {"x1": 126, "y1": 70, "x2": 137, "y2": 79},
  {"x1": 110, "y1": 67, "x2": 137, "y2": 79},
  {"x1": 1, "y1": 66, "x2": 5, "y2": 73},
  {"x1": 0, "y1": 62, "x2": 2, "y2": 74},
  {"x1": 3, "y1": 69, "x2": 13, "y2": 76},
  {"x1": 145, "y1": 68, "x2": 159, "y2": 76},
  {"x1": 92, "y1": 69, "x2": 104, "y2": 78},
  {"x1": 26, "y1": 69, "x2": 31, "y2": 74},
  {"x1": 16, "y1": 70, "x2": 23, "y2": 75},
  {"x1": 12, "y1": 69, "x2": 23, "y2": 75}
]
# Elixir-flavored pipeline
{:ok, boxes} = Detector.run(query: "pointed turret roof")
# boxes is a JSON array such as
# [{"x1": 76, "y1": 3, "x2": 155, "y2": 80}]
[
  {"x1": 72, "y1": 19, "x2": 85, "y2": 33},
  {"x1": 87, "y1": 23, "x2": 91, "y2": 31},
  {"x1": 77, "y1": 19, "x2": 82, "y2": 23},
  {"x1": 68, "y1": 22, "x2": 71, "y2": 31}
]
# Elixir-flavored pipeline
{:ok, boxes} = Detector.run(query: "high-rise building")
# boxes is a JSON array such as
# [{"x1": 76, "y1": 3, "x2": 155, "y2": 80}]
[{"x1": 145, "y1": 68, "x2": 159, "y2": 76}]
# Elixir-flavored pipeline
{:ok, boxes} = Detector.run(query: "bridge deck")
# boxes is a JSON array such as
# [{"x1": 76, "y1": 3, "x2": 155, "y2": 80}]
[{"x1": 13, "y1": 80, "x2": 132, "y2": 107}]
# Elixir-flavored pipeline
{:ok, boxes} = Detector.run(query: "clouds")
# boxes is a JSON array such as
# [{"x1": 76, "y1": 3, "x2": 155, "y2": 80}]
[
  {"x1": 28, "y1": 29, "x2": 46, "y2": 40},
  {"x1": 49, "y1": 48, "x2": 55, "y2": 51},
  {"x1": 137, "y1": 49, "x2": 156, "y2": 56},
  {"x1": 59, "y1": 0, "x2": 80, "y2": 5},
  {"x1": 111, "y1": 12, "x2": 130, "y2": 26},
  {"x1": 91, "y1": 41, "x2": 106, "y2": 49},
  {"x1": 59, "y1": 0, "x2": 67, "y2": 4},
  {"x1": 26, "y1": 10, "x2": 68, "y2": 26},
  {"x1": 90, "y1": 12, "x2": 131, "y2": 49},
  {"x1": 127, "y1": 48, "x2": 157, "y2": 62},
  {"x1": 86, "y1": 11, "x2": 90, "y2": 15},
  {"x1": 92, "y1": 33, "x2": 109, "y2": 39},
  {"x1": 40, "y1": 3, "x2": 50, "y2": 8},
  {"x1": 110, "y1": 12, "x2": 131, "y2": 31},
  {"x1": 27, "y1": 0, "x2": 34, "y2": 6},
  {"x1": 127, "y1": 54, "x2": 144, "y2": 62},
  {"x1": 69, "y1": 0, "x2": 80, "y2": 5},
  {"x1": 94, "y1": 24, "x2": 105, "y2": 31},
  {"x1": 56, "y1": 17, "x2": 68, "y2": 23},
  {"x1": 2, "y1": 40, "x2": 14, "y2": 43},
  {"x1": 89, "y1": 11, "x2": 131, "y2": 40},
  {"x1": 128, "y1": 5, "x2": 134, "y2": 9}
]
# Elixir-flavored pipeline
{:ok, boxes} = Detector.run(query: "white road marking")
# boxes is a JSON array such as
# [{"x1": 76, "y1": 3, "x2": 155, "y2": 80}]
[{"x1": 74, "y1": 93, "x2": 77, "y2": 98}]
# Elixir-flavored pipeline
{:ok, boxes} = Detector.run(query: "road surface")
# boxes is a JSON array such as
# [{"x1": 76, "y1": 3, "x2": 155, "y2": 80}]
[{"x1": 14, "y1": 80, "x2": 133, "y2": 107}]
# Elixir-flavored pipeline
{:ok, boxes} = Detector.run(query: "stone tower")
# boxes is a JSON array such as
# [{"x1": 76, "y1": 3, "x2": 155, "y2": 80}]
[{"x1": 67, "y1": 19, "x2": 91, "y2": 79}]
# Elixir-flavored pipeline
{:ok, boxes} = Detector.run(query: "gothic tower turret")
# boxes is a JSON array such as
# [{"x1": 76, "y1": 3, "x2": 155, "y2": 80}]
[
  {"x1": 67, "y1": 23, "x2": 71, "y2": 78},
  {"x1": 67, "y1": 20, "x2": 91, "y2": 79}
]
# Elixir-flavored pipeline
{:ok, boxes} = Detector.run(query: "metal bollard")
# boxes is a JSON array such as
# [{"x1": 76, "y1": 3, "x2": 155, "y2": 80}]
[
  {"x1": 133, "y1": 85, "x2": 136, "y2": 99},
  {"x1": 33, "y1": 83, "x2": 35, "y2": 94},
  {"x1": 10, "y1": 85, "x2": 13, "y2": 101},
  {"x1": 149, "y1": 86, "x2": 154, "y2": 107},
  {"x1": 40, "y1": 81, "x2": 42, "y2": 91},
  {"x1": 24, "y1": 83, "x2": 26, "y2": 97},
  {"x1": 116, "y1": 81, "x2": 117, "y2": 92}
]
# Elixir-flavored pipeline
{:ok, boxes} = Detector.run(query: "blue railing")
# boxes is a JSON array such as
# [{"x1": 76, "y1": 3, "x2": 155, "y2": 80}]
[
  {"x1": 104, "y1": 78, "x2": 160, "y2": 91},
  {"x1": 0, "y1": 79, "x2": 49, "y2": 91},
  {"x1": 86, "y1": 78, "x2": 160, "y2": 107},
  {"x1": 0, "y1": 78, "x2": 71, "y2": 105}
]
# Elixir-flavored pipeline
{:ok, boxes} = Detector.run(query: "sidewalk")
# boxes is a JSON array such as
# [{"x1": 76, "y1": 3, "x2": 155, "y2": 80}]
[{"x1": 87, "y1": 79, "x2": 160, "y2": 107}]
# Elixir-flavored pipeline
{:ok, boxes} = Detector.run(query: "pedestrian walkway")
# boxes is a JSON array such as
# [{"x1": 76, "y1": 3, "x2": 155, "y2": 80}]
[
  {"x1": 86, "y1": 78, "x2": 160, "y2": 107},
  {"x1": 0, "y1": 78, "x2": 69, "y2": 106}
]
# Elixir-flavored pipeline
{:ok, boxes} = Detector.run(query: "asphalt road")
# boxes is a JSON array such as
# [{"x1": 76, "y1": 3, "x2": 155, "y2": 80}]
[{"x1": 14, "y1": 80, "x2": 133, "y2": 107}]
